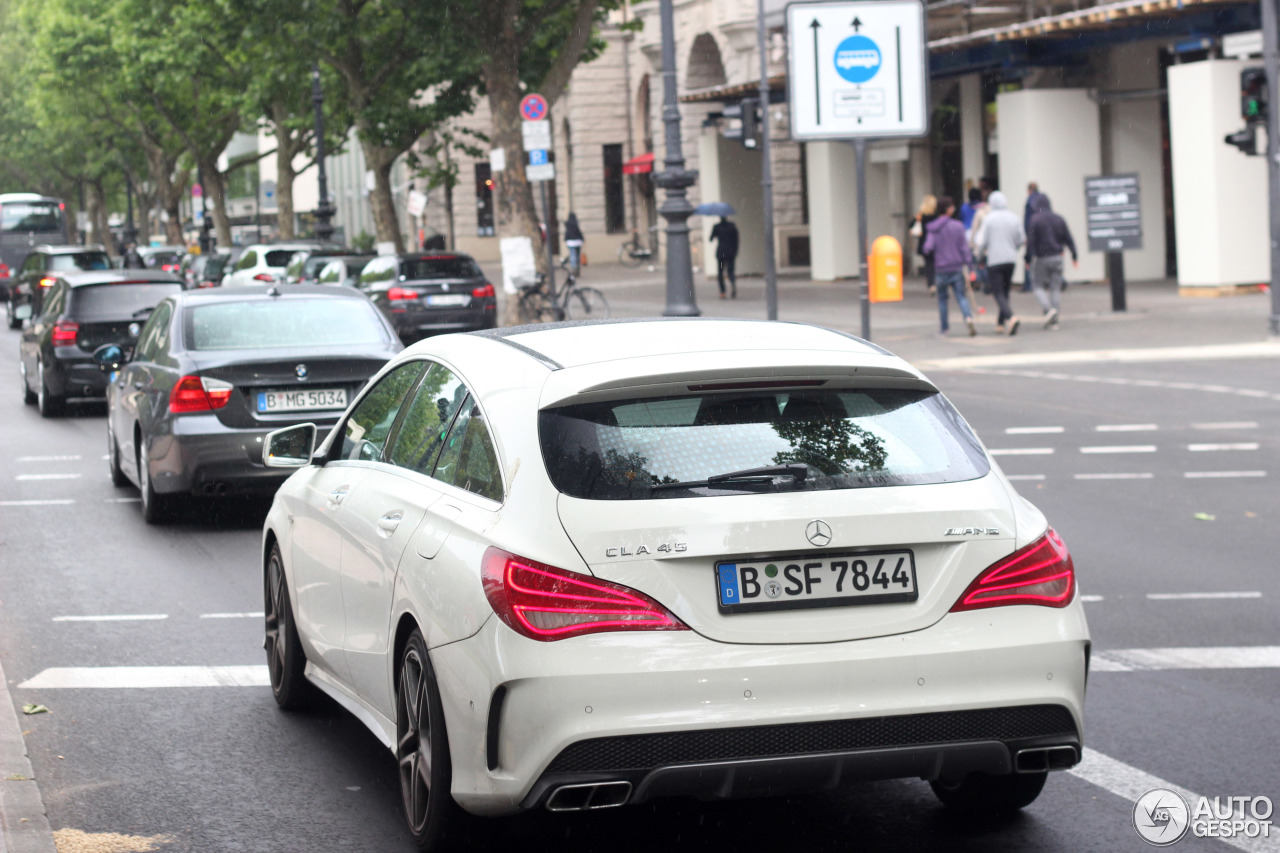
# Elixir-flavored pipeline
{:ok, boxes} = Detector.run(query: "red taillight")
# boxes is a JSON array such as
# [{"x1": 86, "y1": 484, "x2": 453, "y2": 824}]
[
  {"x1": 51, "y1": 322, "x2": 79, "y2": 345},
  {"x1": 471, "y1": 283, "x2": 495, "y2": 299},
  {"x1": 169, "y1": 375, "x2": 234, "y2": 414},
  {"x1": 162, "y1": 264, "x2": 179, "y2": 272},
  {"x1": 387, "y1": 286, "x2": 418, "y2": 300},
  {"x1": 481, "y1": 547, "x2": 688, "y2": 641},
  {"x1": 951, "y1": 528, "x2": 1075, "y2": 612},
  {"x1": 252, "y1": 273, "x2": 275, "y2": 282},
  {"x1": 0, "y1": 264, "x2": 10, "y2": 279},
  {"x1": 39, "y1": 276, "x2": 56, "y2": 288}
]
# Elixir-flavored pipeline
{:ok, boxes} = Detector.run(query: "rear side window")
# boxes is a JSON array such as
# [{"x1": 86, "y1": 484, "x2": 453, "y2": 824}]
[
  {"x1": 432, "y1": 400, "x2": 502, "y2": 501},
  {"x1": 235, "y1": 251, "x2": 258, "y2": 271},
  {"x1": 264, "y1": 250, "x2": 295, "y2": 267},
  {"x1": 187, "y1": 298, "x2": 389, "y2": 350},
  {"x1": 340, "y1": 361, "x2": 427, "y2": 462},
  {"x1": 47, "y1": 252, "x2": 110, "y2": 271},
  {"x1": 388, "y1": 364, "x2": 469, "y2": 475},
  {"x1": 285, "y1": 254, "x2": 306, "y2": 279},
  {"x1": 401, "y1": 257, "x2": 481, "y2": 280},
  {"x1": 70, "y1": 283, "x2": 182, "y2": 319},
  {"x1": 317, "y1": 262, "x2": 342, "y2": 284},
  {"x1": 359, "y1": 257, "x2": 397, "y2": 286},
  {"x1": 539, "y1": 388, "x2": 989, "y2": 500}
]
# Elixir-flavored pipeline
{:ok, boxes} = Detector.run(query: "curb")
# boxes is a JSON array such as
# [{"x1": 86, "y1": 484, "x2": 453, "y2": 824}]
[{"x1": 0, "y1": 658, "x2": 57, "y2": 853}]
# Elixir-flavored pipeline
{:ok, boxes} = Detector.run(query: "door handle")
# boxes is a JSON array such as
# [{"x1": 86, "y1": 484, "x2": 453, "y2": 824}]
[
  {"x1": 133, "y1": 381, "x2": 144, "y2": 390},
  {"x1": 377, "y1": 511, "x2": 403, "y2": 537},
  {"x1": 328, "y1": 487, "x2": 350, "y2": 507}
]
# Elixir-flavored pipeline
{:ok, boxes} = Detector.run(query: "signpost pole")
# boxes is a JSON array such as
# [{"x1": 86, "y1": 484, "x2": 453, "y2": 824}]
[
  {"x1": 1261, "y1": 0, "x2": 1280, "y2": 336},
  {"x1": 540, "y1": 180, "x2": 557, "y2": 299},
  {"x1": 1107, "y1": 252, "x2": 1126, "y2": 312},
  {"x1": 853, "y1": 137, "x2": 871, "y2": 340},
  {"x1": 757, "y1": 0, "x2": 778, "y2": 321}
]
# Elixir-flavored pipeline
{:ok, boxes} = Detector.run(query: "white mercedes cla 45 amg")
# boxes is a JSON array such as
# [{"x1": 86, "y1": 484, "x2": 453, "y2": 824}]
[{"x1": 260, "y1": 319, "x2": 1089, "y2": 849}]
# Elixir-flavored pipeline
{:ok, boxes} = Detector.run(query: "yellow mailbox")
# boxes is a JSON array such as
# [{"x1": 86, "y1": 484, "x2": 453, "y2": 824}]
[{"x1": 869, "y1": 236, "x2": 903, "y2": 303}]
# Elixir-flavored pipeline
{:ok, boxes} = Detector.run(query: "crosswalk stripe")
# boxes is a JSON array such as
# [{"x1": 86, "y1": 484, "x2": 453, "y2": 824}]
[
  {"x1": 1147, "y1": 592, "x2": 1262, "y2": 600},
  {"x1": 1091, "y1": 646, "x2": 1280, "y2": 672},
  {"x1": 17, "y1": 666, "x2": 269, "y2": 689},
  {"x1": 51, "y1": 614, "x2": 168, "y2": 622}
]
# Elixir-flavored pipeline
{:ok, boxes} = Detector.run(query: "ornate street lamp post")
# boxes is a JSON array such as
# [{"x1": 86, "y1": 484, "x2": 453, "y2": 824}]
[
  {"x1": 653, "y1": 0, "x2": 700, "y2": 316},
  {"x1": 311, "y1": 62, "x2": 336, "y2": 243}
]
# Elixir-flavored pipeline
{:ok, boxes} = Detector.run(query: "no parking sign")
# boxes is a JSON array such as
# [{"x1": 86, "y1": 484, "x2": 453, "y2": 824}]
[{"x1": 519, "y1": 94, "x2": 548, "y2": 122}]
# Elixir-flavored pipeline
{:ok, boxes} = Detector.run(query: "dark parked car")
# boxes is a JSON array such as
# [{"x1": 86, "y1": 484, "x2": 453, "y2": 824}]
[
  {"x1": 96, "y1": 285, "x2": 403, "y2": 522},
  {"x1": 283, "y1": 247, "x2": 354, "y2": 284},
  {"x1": 6, "y1": 245, "x2": 113, "y2": 329},
  {"x1": 137, "y1": 246, "x2": 185, "y2": 272},
  {"x1": 18, "y1": 270, "x2": 183, "y2": 417},
  {"x1": 356, "y1": 252, "x2": 496, "y2": 343}
]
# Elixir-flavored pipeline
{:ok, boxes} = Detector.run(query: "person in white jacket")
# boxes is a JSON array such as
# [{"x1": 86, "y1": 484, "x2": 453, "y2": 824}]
[{"x1": 975, "y1": 191, "x2": 1025, "y2": 335}]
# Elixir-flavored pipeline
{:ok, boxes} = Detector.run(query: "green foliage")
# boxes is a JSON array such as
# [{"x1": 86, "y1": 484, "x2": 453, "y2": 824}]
[
  {"x1": 351, "y1": 231, "x2": 376, "y2": 253},
  {"x1": 411, "y1": 127, "x2": 488, "y2": 194}
]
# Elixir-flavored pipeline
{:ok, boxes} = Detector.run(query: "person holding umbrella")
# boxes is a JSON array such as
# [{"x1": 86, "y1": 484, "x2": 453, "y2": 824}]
[{"x1": 696, "y1": 202, "x2": 739, "y2": 299}]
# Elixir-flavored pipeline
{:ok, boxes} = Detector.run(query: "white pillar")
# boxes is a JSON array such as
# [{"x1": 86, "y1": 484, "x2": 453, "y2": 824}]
[
  {"x1": 806, "y1": 141, "x2": 894, "y2": 282},
  {"x1": 958, "y1": 74, "x2": 985, "y2": 191},
  {"x1": 1108, "y1": 98, "x2": 1167, "y2": 280},
  {"x1": 1167, "y1": 60, "x2": 1269, "y2": 288},
  {"x1": 996, "y1": 89, "x2": 1104, "y2": 283}
]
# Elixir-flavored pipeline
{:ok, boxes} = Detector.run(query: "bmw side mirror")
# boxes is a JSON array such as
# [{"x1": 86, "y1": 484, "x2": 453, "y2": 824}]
[
  {"x1": 92, "y1": 343, "x2": 125, "y2": 371},
  {"x1": 263, "y1": 423, "x2": 318, "y2": 468}
]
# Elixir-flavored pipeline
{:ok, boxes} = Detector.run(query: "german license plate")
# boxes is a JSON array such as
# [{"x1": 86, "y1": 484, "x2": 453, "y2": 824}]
[
  {"x1": 716, "y1": 550, "x2": 917, "y2": 613},
  {"x1": 257, "y1": 388, "x2": 347, "y2": 413},
  {"x1": 425, "y1": 294, "x2": 469, "y2": 307}
]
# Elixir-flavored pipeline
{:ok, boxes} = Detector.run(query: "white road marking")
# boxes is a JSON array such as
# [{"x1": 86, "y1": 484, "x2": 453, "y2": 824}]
[
  {"x1": 989, "y1": 448, "x2": 1055, "y2": 456},
  {"x1": 1005, "y1": 474, "x2": 1046, "y2": 481},
  {"x1": 914, "y1": 340, "x2": 1280, "y2": 371},
  {"x1": 1184, "y1": 471, "x2": 1267, "y2": 479},
  {"x1": 1193, "y1": 421, "x2": 1259, "y2": 430},
  {"x1": 1188, "y1": 443, "x2": 1260, "y2": 451},
  {"x1": 1005, "y1": 426, "x2": 1064, "y2": 434},
  {"x1": 14, "y1": 473, "x2": 82, "y2": 481},
  {"x1": 1091, "y1": 646, "x2": 1280, "y2": 672},
  {"x1": 1146, "y1": 592, "x2": 1262, "y2": 601},
  {"x1": 1079, "y1": 595, "x2": 1104, "y2": 602},
  {"x1": 51, "y1": 614, "x2": 169, "y2": 622},
  {"x1": 1095, "y1": 424, "x2": 1157, "y2": 432},
  {"x1": 103, "y1": 497, "x2": 141, "y2": 503},
  {"x1": 1069, "y1": 748, "x2": 1279, "y2": 853},
  {"x1": 18, "y1": 666, "x2": 270, "y2": 689},
  {"x1": 953, "y1": 366, "x2": 1280, "y2": 403},
  {"x1": 1080, "y1": 445, "x2": 1157, "y2": 454},
  {"x1": 1073, "y1": 473, "x2": 1154, "y2": 480},
  {"x1": 199, "y1": 612, "x2": 265, "y2": 619},
  {"x1": 0, "y1": 500, "x2": 75, "y2": 507},
  {"x1": 15, "y1": 455, "x2": 82, "y2": 462}
]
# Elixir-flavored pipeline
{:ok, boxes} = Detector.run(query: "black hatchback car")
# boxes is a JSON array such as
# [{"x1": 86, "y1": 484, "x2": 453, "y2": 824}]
[
  {"x1": 96, "y1": 285, "x2": 403, "y2": 522},
  {"x1": 356, "y1": 252, "x2": 496, "y2": 343},
  {"x1": 6, "y1": 245, "x2": 113, "y2": 329},
  {"x1": 19, "y1": 270, "x2": 183, "y2": 417}
]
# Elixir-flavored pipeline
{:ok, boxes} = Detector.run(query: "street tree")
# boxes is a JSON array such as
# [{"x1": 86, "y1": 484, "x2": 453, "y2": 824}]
[{"x1": 411, "y1": 126, "x2": 488, "y2": 250}]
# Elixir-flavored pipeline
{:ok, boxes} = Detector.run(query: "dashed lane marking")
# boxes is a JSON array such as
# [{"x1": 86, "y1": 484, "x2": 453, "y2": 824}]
[
  {"x1": 953, "y1": 366, "x2": 1280, "y2": 402},
  {"x1": 1069, "y1": 748, "x2": 1280, "y2": 853},
  {"x1": 1095, "y1": 424, "x2": 1157, "y2": 432},
  {"x1": 18, "y1": 666, "x2": 270, "y2": 689},
  {"x1": 1073, "y1": 473, "x2": 1153, "y2": 480},
  {"x1": 1188, "y1": 443, "x2": 1260, "y2": 451},
  {"x1": 1184, "y1": 471, "x2": 1267, "y2": 479},
  {"x1": 1080, "y1": 595, "x2": 1104, "y2": 602},
  {"x1": 14, "y1": 473, "x2": 82, "y2": 481},
  {"x1": 1193, "y1": 421, "x2": 1259, "y2": 430},
  {"x1": 52, "y1": 614, "x2": 169, "y2": 622},
  {"x1": 1080, "y1": 445, "x2": 1158, "y2": 454},
  {"x1": 0, "y1": 499, "x2": 75, "y2": 507},
  {"x1": 1005, "y1": 474, "x2": 1046, "y2": 481},
  {"x1": 199, "y1": 612, "x2": 265, "y2": 619},
  {"x1": 1147, "y1": 592, "x2": 1263, "y2": 601},
  {"x1": 103, "y1": 497, "x2": 140, "y2": 503},
  {"x1": 1005, "y1": 426, "x2": 1064, "y2": 434},
  {"x1": 1091, "y1": 646, "x2": 1280, "y2": 672},
  {"x1": 989, "y1": 448, "x2": 1055, "y2": 456},
  {"x1": 15, "y1": 455, "x2": 82, "y2": 462}
]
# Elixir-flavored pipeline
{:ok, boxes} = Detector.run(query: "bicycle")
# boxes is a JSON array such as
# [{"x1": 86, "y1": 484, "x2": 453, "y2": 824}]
[
  {"x1": 617, "y1": 227, "x2": 658, "y2": 268},
  {"x1": 516, "y1": 267, "x2": 610, "y2": 323}
]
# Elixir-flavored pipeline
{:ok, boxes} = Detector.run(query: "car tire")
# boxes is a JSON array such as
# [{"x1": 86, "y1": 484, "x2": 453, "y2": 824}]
[
  {"x1": 264, "y1": 543, "x2": 314, "y2": 710},
  {"x1": 930, "y1": 771, "x2": 1048, "y2": 813},
  {"x1": 107, "y1": 420, "x2": 128, "y2": 487},
  {"x1": 36, "y1": 360, "x2": 64, "y2": 418},
  {"x1": 397, "y1": 628, "x2": 458, "y2": 852},
  {"x1": 137, "y1": 441, "x2": 172, "y2": 524},
  {"x1": 20, "y1": 361, "x2": 36, "y2": 405},
  {"x1": 6, "y1": 299, "x2": 20, "y2": 330}
]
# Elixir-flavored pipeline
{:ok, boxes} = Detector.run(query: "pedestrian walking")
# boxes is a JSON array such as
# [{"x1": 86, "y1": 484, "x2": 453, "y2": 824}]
[
  {"x1": 709, "y1": 215, "x2": 739, "y2": 298},
  {"x1": 960, "y1": 186, "x2": 983, "y2": 233},
  {"x1": 963, "y1": 187, "x2": 989, "y2": 293},
  {"x1": 974, "y1": 191, "x2": 1024, "y2": 335},
  {"x1": 121, "y1": 242, "x2": 145, "y2": 269},
  {"x1": 922, "y1": 196, "x2": 977, "y2": 337},
  {"x1": 1021, "y1": 182, "x2": 1045, "y2": 292},
  {"x1": 911, "y1": 195, "x2": 939, "y2": 295},
  {"x1": 563, "y1": 212, "x2": 584, "y2": 274},
  {"x1": 1027, "y1": 194, "x2": 1079, "y2": 329}
]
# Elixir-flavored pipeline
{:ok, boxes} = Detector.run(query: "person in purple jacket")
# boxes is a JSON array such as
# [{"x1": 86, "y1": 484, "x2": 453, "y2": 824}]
[{"x1": 922, "y1": 196, "x2": 977, "y2": 336}]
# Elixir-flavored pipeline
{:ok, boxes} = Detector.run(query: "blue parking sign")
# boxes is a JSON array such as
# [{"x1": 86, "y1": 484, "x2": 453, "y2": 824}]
[{"x1": 529, "y1": 149, "x2": 548, "y2": 166}]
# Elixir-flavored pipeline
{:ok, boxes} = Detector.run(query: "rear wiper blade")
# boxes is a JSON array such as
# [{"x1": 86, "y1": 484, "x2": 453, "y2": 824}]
[
  {"x1": 650, "y1": 463, "x2": 810, "y2": 492},
  {"x1": 131, "y1": 307, "x2": 156, "y2": 318}
]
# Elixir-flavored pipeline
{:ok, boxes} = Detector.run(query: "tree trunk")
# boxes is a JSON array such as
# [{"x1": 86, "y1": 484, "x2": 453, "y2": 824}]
[
  {"x1": 276, "y1": 147, "x2": 297, "y2": 241},
  {"x1": 360, "y1": 136, "x2": 404, "y2": 252},
  {"x1": 89, "y1": 180, "x2": 114, "y2": 258},
  {"x1": 444, "y1": 179, "x2": 455, "y2": 251},
  {"x1": 199, "y1": 161, "x2": 233, "y2": 248}
]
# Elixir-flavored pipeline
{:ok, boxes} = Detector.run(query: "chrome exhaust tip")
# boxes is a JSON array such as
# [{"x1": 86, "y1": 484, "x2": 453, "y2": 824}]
[
  {"x1": 545, "y1": 781, "x2": 632, "y2": 812},
  {"x1": 1015, "y1": 745, "x2": 1079, "y2": 773}
]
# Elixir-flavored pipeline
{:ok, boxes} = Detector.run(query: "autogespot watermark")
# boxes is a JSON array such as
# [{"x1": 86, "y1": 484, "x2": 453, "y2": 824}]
[{"x1": 1133, "y1": 788, "x2": 1274, "y2": 846}]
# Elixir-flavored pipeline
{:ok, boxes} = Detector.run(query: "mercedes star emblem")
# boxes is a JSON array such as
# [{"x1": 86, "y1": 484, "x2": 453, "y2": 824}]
[
  {"x1": 806, "y1": 520, "x2": 832, "y2": 547},
  {"x1": 295, "y1": 363, "x2": 308, "y2": 379}
]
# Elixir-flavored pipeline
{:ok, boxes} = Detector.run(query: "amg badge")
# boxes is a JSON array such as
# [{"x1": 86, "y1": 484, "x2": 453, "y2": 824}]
[{"x1": 944, "y1": 527, "x2": 1001, "y2": 536}]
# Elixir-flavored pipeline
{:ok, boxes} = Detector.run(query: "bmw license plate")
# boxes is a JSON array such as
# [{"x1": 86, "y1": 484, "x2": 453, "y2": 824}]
[
  {"x1": 425, "y1": 294, "x2": 470, "y2": 307},
  {"x1": 716, "y1": 551, "x2": 917, "y2": 614},
  {"x1": 257, "y1": 388, "x2": 347, "y2": 413}
]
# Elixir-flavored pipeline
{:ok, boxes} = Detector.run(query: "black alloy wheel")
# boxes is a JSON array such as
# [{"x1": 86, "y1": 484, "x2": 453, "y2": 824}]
[
  {"x1": 20, "y1": 361, "x2": 36, "y2": 405},
  {"x1": 930, "y1": 771, "x2": 1048, "y2": 813},
  {"x1": 107, "y1": 419, "x2": 127, "y2": 487},
  {"x1": 136, "y1": 440, "x2": 171, "y2": 524},
  {"x1": 36, "y1": 360, "x2": 64, "y2": 418},
  {"x1": 264, "y1": 544, "x2": 313, "y2": 710},
  {"x1": 396, "y1": 629, "x2": 456, "y2": 851}
]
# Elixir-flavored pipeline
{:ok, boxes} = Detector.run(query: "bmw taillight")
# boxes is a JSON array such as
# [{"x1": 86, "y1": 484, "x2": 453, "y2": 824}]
[
  {"x1": 0, "y1": 263, "x2": 10, "y2": 279},
  {"x1": 471, "y1": 283, "x2": 495, "y2": 299},
  {"x1": 387, "y1": 286, "x2": 417, "y2": 300},
  {"x1": 481, "y1": 547, "x2": 688, "y2": 641},
  {"x1": 51, "y1": 322, "x2": 79, "y2": 345},
  {"x1": 169, "y1": 375, "x2": 234, "y2": 414},
  {"x1": 951, "y1": 528, "x2": 1075, "y2": 612}
]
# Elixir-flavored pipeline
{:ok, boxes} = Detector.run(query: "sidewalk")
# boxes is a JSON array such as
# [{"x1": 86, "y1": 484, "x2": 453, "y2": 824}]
[{"x1": 569, "y1": 262, "x2": 1279, "y2": 367}]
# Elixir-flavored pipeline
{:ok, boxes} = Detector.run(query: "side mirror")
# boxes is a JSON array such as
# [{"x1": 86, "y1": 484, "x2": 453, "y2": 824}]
[
  {"x1": 263, "y1": 423, "x2": 318, "y2": 468},
  {"x1": 92, "y1": 343, "x2": 125, "y2": 371}
]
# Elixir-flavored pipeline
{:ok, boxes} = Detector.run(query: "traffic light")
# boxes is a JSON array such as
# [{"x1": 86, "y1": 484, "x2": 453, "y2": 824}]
[
  {"x1": 1241, "y1": 67, "x2": 1268, "y2": 124},
  {"x1": 1224, "y1": 125, "x2": 1259, "y2": 156},
  {"x1": 722, "y1": 99, "x2": 759, "y2": 149}
]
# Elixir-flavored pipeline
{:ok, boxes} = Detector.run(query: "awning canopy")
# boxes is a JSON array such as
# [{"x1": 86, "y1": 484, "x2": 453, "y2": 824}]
[{"x1": 622, "y1": 152, "x2": 655, "y2": 175}]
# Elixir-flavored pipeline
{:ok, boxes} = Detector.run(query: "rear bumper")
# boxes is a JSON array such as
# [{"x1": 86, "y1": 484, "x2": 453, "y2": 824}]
[
  {"x1": 430, "y1": 601, "x2": 1090, "y2": 816},
  {"x1": 48, "y1": 351, "x2": 107, "y2": 398},
  {"x1": 386, "y1": 304, "x2": 495, "y2": 342},
  {"x1": 148, "y1": 414, "x2": 340, "y2": 496}
]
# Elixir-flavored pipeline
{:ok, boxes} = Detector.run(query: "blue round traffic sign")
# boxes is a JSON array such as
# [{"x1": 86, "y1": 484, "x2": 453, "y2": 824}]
[
  {"x1": 834, "y1": 35, "x2": 881, "y2": 84},
  {"x1": 520, "y1": 93, "x2": 548, "y2": 122}
]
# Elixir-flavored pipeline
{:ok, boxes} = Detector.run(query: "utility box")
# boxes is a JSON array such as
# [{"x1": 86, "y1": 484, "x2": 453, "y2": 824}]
[{"x1": 869, "y1": 235, "x2": 903, "y2": 302}]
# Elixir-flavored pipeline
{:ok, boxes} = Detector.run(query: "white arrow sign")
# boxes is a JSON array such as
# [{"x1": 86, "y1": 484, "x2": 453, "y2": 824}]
[{"x1": 786, "y1": 0, "x2": 928, "y2": 140}]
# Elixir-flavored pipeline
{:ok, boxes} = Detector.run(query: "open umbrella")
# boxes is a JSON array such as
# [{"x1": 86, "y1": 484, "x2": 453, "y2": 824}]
[{"x1": 693, "y1": 202, "x2": 735, "y2": 217}]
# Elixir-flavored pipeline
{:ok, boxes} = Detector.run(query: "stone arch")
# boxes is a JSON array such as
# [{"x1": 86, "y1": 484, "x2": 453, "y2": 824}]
[{"x1": 685, "y1": 33, "x2": 727, "y2": 91}]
